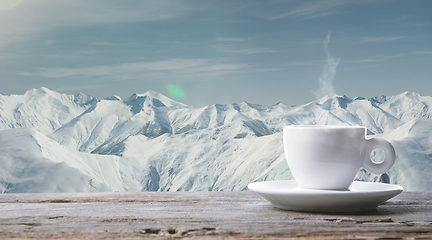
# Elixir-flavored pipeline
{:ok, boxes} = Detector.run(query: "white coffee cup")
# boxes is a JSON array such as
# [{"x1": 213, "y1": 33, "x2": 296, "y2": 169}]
[{"x1": 283, "y1": 125, "x2": 396, "y2": 190}]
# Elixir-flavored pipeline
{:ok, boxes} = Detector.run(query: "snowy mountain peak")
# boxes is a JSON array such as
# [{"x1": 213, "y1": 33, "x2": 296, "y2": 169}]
[
  {"x1": 143, "y1": 91, "x2": 187, "y2": 108},
  {"x1": 124, "y1": 91, "x2": 186, "y2": 109},
  {"x1": 370, "y1": 91, "x2": 423, "y2": 105},
  {"x1": 143, "y1": 90, "x2": 165, "y2": 98},
  {"x1": 22, "y1": 87, "x2": 62, "y2": 100},
  {"x1": 401, "y1": 91, "x2": 421, "y2": 98},
  {"x1": 318, "y1": 94, "x2": 352, "y2": 110},
  {"x1": 73, "y1": 93, "x2": 98, "y2": 106},
  {"x1": 24, "y1": 86, "x2": 51, "y2": 95},
  {"x1": 20, "y1": 87, "x2": 97, "y2": 108},
  {"x1": 0, "y1": 87, "x2": 95, "y2": 134},
  {"x1": 370, "y1": 95, "x2": 389, "y2": 104},
  {"x1": 105, "y1": 95, "x2": 122, "y2": 101}
]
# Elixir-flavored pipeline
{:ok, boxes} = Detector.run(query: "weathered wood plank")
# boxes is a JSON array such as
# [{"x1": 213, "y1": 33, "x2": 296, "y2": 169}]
[{"x1": 0, "y1": 191, "x2": 431, "y2": 239}]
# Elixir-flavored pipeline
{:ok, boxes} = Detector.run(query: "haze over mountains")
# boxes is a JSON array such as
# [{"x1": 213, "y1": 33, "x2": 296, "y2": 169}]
[{"x1": 0, "y1": 87, "x2": 431, "y2": 193}]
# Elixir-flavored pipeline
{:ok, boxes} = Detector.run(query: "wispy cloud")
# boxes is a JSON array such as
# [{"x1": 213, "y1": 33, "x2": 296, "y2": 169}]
[
  {"x1": 218, "y1": 46, "x2": 277, "y2": 55},
  {"x1": 21, "y1": 59, "x2": 250, "y2": 80},
  {"x1": 70, "y1": 50, "x2": 104, "y2": 56},
  {"x1": 0, "y1": 0, "x2": 204, "y2": 50},
  {"x1": 283, "y1": 48, "x2": 432, "y2": 66},
  {"x1": 215, "y1": 37, "x2": 277, "y2": 55},
  {"x1": 216, "y1": 38, "x2": 249, "y2": 42},
  {"x1": 89, "y1": 41, "x2": 114, "y2": 46},
  {"x1": 283, "y1": 60, "x2": 323, "y2": 66},
  {"x1": 358, "y1": 36, "x2": 405, "y2": 44},
  {"x1": 249, "y1": 0, "x2": 383, "y2": 21},
  {"x1": 52, "y1": 85, "x2": 101, "y2": 93},
  {"x1": 344, "y1": 51, "x2": 432, "y2": 64},
  {"x1": 344, "y1": 55, "x2": 402, "y2": 64},
  {"x1": 268, "y1": 0, "x2": 346, "y2": 20},
  {"x1": 413, "y1": 51, "x2": 432, "y2": 55}
]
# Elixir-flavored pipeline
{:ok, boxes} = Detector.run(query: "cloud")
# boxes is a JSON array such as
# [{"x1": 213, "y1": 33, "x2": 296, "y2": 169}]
[
  {"x1": 21, "y1": 59, "x2": 250, "y2": 80},
  {"x1": 215, "y1": 37, "x2": 277, "y2": 55},
  {"x1": 358, "y1": 36, "x2": 405, "y2": 44},
  {"x1": 283, "y1": 60, "x2": 323, "y2": 66},
  {"x1": 218, "y1": 46, "x2": 277, "y2": 55},
  {"x1": 216, "y1": 38, "x2": 249, "y2": 42},
  {"x1": 344, "y1": 55, "x2": 402, "y2": 64},
  {"x1": 52, "y1": 85, "x2": 101, "y2": 92},
  {"x1": 0, "y1": 0, "x2": 204, "y2": 50},
  {"x1": 268, "y1": 0, "x2": 346, "y2": 20},
  {"x1": 414, "y1": 51, "x2": 432, "y2": 55},
  {"x1": 351, "y1": 35, "x2": 426, "y2": 45},
  {"x1": 344, "y1": 51, "x2": 432, "y2": 64},
  {"x1": 251, "y1": 0, "x2": 382, "y2": 21},
  {"x1": 70, "y1": 50, "x2": 104, "y2": 56}
]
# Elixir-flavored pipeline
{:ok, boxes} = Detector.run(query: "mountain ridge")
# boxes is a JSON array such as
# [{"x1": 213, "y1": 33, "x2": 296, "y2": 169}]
[{"x1": 0, "y1": 87, "x2": 431, "y2": 193}]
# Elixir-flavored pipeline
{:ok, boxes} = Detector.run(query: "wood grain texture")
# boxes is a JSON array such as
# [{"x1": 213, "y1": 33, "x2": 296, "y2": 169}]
[{"x1": 0, "y1": 191, "x2": 431, "y2": 239}]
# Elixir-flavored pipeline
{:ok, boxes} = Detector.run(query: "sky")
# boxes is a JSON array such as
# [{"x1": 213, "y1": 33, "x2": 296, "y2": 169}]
[{"x1": 0, "y1": 0, "x2": 431, "y2": 106}]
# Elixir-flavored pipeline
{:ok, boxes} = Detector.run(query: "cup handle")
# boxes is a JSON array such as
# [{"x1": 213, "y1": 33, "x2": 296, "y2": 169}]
[{"x1": 362, "y1": 138, "x2": 396, "y2": 174}]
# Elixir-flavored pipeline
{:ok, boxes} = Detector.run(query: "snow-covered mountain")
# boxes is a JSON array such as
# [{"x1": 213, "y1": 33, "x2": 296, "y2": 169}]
[{"x1": 0, "y1": 87, "x2": 431, "y2": 193}]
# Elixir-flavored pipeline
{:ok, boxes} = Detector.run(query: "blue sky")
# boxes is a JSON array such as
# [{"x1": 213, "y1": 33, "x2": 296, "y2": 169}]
[{"x1": 1, "y1": 0, "x2": 431, "y2": 106}]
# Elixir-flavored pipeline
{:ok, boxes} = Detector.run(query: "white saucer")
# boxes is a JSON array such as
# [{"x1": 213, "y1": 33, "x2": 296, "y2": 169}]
[{"x1": 248, "y1": 180, "x2": 403, "y2": 213}]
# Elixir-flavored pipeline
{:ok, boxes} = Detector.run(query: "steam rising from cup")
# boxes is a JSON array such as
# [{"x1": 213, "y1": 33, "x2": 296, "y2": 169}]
[{"x1": 312, "y1": 31, "x2": 340, "y2": 99}]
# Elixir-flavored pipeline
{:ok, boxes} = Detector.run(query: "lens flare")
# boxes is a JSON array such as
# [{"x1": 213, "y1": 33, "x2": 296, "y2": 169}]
[
  {"x1": 0, "y1": 0, "x2": 23, "y2": 11},
  {"x1": 166, "y1": 84, "x2": 187, "y2": 99}
]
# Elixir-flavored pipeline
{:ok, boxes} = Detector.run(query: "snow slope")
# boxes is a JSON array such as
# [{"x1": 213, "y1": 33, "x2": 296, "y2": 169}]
[
  {"x1": 0, "y1": 128, "x2": 142, "y2": 193},
  {"x1": 0, "y1": 87, "x2": 431, "y2": 193}
]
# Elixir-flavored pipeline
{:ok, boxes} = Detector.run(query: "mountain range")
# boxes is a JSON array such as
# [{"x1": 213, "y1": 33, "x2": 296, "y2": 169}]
[{"x1": 0, "y1": 87, "x2": 431, "y2": 193}]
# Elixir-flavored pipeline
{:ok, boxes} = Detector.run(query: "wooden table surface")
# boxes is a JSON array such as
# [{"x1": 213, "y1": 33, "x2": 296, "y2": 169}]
[{"x1": 0, "y1": 191, "x2": 431, "y2": 239}]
